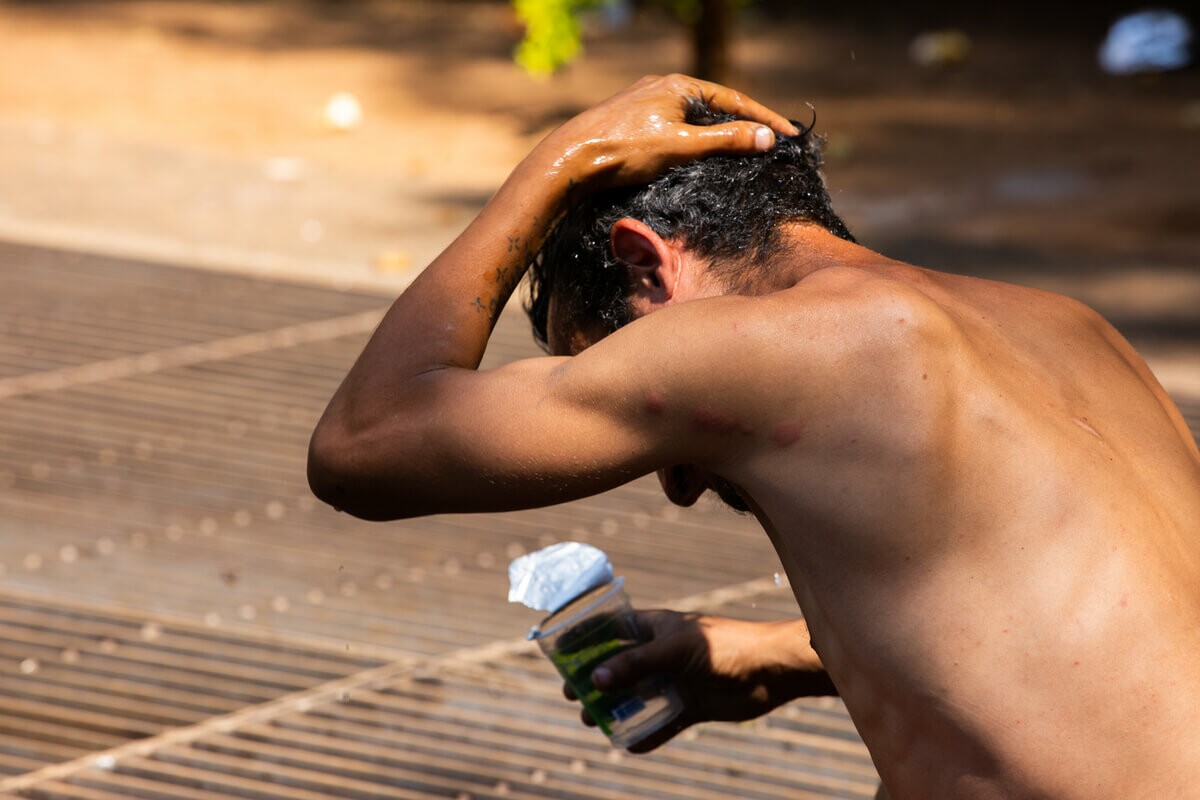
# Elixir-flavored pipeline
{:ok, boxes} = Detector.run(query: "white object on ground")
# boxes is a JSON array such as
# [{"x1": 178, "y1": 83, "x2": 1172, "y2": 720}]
[
  {"x1": 1099, "y1": 10, "x2": 1193, "y2": 75},
  {"x1": 323, "y1": 92, "x2": 363, "y2": 131}
]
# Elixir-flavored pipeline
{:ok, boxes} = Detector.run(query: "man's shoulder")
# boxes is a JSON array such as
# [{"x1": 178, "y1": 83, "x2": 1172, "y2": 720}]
[{"x1": 740, "y1": 267, "x2": 960, "y2": 346}]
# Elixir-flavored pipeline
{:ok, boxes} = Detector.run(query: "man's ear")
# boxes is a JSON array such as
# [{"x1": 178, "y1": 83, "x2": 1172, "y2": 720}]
[{"x1": 610, "y1": 218, "x2": 681, "y2": 305}]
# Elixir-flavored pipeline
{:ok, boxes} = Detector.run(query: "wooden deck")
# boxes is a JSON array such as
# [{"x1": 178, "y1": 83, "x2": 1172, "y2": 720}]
[{"x1": 0, "y1": 241, "x2": 1195, "y2": 799}]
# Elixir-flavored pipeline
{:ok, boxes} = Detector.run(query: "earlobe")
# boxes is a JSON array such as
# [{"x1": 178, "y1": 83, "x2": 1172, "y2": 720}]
[{"x1": 656, "y1": 465, "x2": 707, "y2": 507}]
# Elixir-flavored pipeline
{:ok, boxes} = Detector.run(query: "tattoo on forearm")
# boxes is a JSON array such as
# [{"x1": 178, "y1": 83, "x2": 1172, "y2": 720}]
[
  {"x1": 470, "y1": 293, "x2": 505, "y2": 321},
  {"x1": 471, "y1": 218, "x2": 549, "y2": 319}
]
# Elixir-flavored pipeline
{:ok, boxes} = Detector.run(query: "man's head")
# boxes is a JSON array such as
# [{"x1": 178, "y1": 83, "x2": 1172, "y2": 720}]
[{"x1": 524, "y1": 95, "x2": 855, "y2": 355}]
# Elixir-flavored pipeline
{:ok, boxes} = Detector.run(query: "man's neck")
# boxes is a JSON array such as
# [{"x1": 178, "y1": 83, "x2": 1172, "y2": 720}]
[{"x1": 724, "y1": 224, "x2": 902, "y2": 297}]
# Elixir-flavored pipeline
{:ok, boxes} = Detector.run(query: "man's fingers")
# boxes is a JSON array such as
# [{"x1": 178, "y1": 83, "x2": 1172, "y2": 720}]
[
  {"x1": 593, "y1": 634, "x2": 687, "y2": 692},
  {"x1": 690, "y1": 121, "x2": 777, "y2": 154},
  {"x1": 681, "y1": 78, "x2": 799, "y2": 136}
]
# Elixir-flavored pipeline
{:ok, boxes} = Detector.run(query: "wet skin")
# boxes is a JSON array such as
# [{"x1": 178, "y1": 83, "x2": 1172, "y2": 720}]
[{"x1": 309, "y1": 76, "x2": 1200, "y2": 799}]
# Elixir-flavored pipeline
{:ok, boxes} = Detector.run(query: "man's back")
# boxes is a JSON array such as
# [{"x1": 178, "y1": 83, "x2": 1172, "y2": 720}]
[{"x1": 724, "y1": 261, "x2": 1200, "y2": 798}]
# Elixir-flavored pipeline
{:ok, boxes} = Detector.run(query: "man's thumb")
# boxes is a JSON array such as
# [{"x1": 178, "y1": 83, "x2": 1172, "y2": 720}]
[{"x1": 697, "y1": 121, "x2": 776, "y2": 153}]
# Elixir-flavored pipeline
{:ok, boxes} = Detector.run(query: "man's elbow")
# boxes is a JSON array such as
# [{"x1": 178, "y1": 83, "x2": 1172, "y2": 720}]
[
  {"x1": 306, "y1": 423, "x2": 357, "y2": 514},
  {"x1": 306, "y1": 423, "x2": 412, "y2": 522}
]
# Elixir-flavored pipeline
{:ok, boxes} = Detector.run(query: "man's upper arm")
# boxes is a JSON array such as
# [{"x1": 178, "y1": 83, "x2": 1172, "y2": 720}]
[
  {"x1": 308, "y1": 322, "x2": 684, "y2": 520},
  {"x1": 308, "y1": 292, "x2": 846, "y2": 520}
]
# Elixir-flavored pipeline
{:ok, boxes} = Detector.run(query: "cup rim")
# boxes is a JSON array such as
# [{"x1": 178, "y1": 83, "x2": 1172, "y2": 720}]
[{"x1": 529, "y1": 576, "x2": 624, "y2": 641}]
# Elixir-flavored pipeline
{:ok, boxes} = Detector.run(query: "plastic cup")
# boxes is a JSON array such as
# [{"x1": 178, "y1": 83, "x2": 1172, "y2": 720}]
[{"x1": 531, "y1": 577, "x2": 682, "y2": 749}]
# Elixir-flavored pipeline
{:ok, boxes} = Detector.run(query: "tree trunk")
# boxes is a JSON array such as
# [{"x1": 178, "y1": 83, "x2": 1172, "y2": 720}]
[{"x1": 690, "y1": 0, "x2": 732, "y2": 83}]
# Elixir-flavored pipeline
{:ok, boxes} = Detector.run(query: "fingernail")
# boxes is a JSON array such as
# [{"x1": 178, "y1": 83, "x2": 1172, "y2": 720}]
[
  {"x1": 754, "y1": 127, "x2": 773, "y2": 151},
  {"x1": 593, "y1": 667, "x2": 612, "y2": 689}
]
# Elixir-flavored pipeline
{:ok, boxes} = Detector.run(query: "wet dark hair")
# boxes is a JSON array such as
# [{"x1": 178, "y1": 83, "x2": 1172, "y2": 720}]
[{"x1": 524, "y1": 95, "x2": 855, "y2": 352}]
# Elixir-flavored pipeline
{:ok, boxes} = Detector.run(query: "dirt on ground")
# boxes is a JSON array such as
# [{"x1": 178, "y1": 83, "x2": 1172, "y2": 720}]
[{"x1": 0, "y1": 0, "x2": 1197, "y2": 358}]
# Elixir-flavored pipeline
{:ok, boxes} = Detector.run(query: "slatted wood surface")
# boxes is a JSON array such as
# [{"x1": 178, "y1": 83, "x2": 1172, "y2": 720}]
[{"x1": 0, "y1": 241, "x2": 882, "y2": 798}]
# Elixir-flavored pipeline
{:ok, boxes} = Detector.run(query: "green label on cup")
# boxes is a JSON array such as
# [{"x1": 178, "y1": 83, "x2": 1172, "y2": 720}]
[{"x1": 549, "y1": 613, "x2": 640, "y2": 735}]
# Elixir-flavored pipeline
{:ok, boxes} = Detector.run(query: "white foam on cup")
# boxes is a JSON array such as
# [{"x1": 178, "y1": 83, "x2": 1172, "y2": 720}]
[{"x1": 507, "y1": 542, "x2": 613, "y2": 613}]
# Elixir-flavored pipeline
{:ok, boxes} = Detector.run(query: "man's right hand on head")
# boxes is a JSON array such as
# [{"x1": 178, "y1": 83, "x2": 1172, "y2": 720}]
[{"x1": 538, "y1": 74, "x2": 799, "y2": 192}]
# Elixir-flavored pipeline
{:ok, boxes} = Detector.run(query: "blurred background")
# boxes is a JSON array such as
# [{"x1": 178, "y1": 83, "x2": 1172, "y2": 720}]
[{"x1": 0, "y1": 1, "x2": 1196, "y2": 798}]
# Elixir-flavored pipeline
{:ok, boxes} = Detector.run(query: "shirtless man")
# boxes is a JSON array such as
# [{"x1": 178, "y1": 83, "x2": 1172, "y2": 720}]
[{"x1": 308, "y1": 75, "x2": 1200, "y2": 799}]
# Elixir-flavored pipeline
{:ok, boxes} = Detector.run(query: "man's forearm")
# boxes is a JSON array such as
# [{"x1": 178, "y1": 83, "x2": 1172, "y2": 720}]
[
  {"x1": 305, "y1": 137, "x2": 580, "y2": 515},
  {"x1": 327, "y1": 146, "x2": 573, "y2": 406}
]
